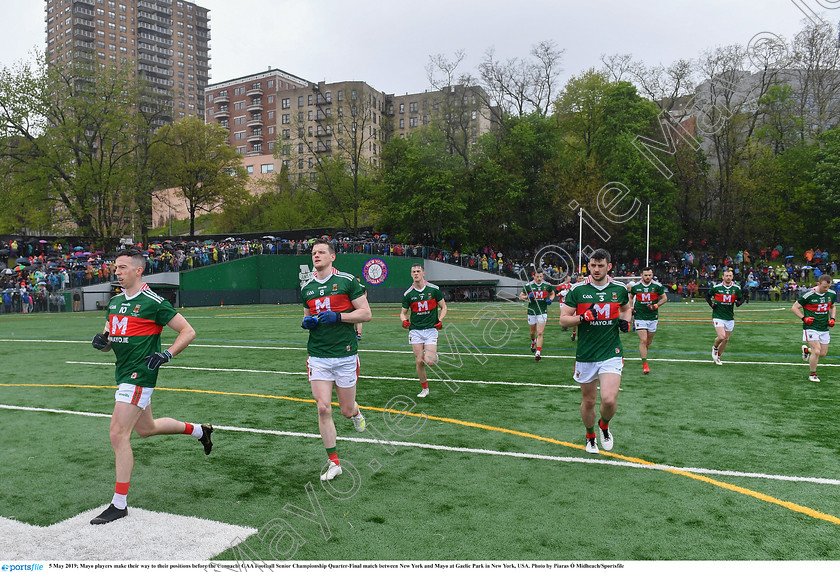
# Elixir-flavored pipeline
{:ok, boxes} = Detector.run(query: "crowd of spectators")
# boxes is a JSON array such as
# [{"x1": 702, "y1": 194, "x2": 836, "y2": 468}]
[{"x1": 2, "y1": 235, "x2": 838, "y2": 313}]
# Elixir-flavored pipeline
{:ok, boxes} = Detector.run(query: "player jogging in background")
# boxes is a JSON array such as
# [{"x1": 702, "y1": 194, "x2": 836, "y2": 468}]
[
  {"x1": 400, "y1": 264, "x2": 447, "y2": 398},
  {"x1": 520, "y1": 269, "x2": 555, "y2": 361},
  {"x1": 792, "y1": 274, "x2": 836, "y2": 382},
  {"x1": 301, "y1": 239, "x2": 371, "y2": 481},
  {"x1": 557, "y1": 274, "x2": 574, "y2": 337},
  {"x1": 706, "y1": 268, "x2": 744, "y2": 365},
  {"x1": 560, "y1": 249, "x2": 632, "y2": 454},
  {"x1": 627, "y1": 267, "x2": 668, "y2": 374},
  {"x1": 89, "y1": 249, "x2": 207, "y2": 525}
]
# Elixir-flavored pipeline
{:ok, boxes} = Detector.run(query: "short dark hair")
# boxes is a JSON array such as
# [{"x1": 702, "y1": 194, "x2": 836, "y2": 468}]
[
  {"x1": 116, "y1": 248, "x2": 145, "y2": 269},
  {"x1": 818, "y1": 274, "x2": 832, "y2": 284},
  {"x1": 312, "y1": 238, "x2": 335, "y2": 255},
  {"x1": 642, "y1": 266, "x2": 653, "y2": 273},
  {"x1": 589, "y1": 248, "x2": 611, "y2": 263}
]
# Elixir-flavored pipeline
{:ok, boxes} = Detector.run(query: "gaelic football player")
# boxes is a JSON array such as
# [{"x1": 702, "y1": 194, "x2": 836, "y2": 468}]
[
  {"x1": 560, "y1": 249, "x2": 632, "y2": 454},
  {"x1": 90, "y1": 249, "x2": 207, "y2": 525},
  {"x1": 301, "y1": 239, "x2": 371, "y2": 481},
  {"x1": 519, "y1": 269, "x2": 556, "y2": 361},
  {"x1": 400, "y1": 264, "x2": 447, "y2": 398},
  {"x1": 627, "y1": 267, "x2": 668, "y2": 374},
  {"x1": 792, "y1": 274, "x2": 836, "y2": 382}
]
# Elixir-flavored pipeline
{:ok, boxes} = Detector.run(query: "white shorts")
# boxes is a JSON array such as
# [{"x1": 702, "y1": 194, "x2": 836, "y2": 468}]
[
  {"x1": 804, "y1": 330, "x2": 831, "y2": 345},
  {"x1": 409, "y1": 328, "x2": 439, "y2": 346},
  {"x1": 634, "y1": 319, "x2": 658, "y2": 332},
  {"x1": 527, "y1": 313, "x2": 548, "y2": 325},
  {"x1": 573, "y1": 357, "x2": 624, "y2": 384},
  {"x1": 713, "y1": 318, "x2": 735, "y2": 332},
  {"x1": 115, "y1": 383, "x2": 154, "y2": 410},
  {"x1": 307, "y1": 355, "x2": 359, "y2": 388}
]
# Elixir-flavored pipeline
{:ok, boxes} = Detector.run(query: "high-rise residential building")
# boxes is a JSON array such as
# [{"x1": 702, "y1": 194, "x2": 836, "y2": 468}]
[
  {"x1": 205, "y1": 73, "x2": 496, "y2": 183},
  {"x1": 44, "y1": 0, "x2": 210, "y2": 125},
  {"x1": 204, "y1": 68, "x2": 310, "y2": 179}
]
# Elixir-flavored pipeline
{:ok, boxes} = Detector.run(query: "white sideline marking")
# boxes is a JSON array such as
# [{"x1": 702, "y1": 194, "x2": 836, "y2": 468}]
[
  {"x1": 2, "y1": 338, "x2": 834, "y2": 368},
  {"x1": 64, "y1": 361, "x2": 582, "y2": 389},
  {"x1": 0, "y1": 504, "x2": 255, "y2": 561},
  {"x1": 3, "y1": 404, "x2": 839, "y2": 487}
]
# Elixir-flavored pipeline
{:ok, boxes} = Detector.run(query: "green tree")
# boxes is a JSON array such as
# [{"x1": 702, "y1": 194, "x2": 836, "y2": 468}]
[
  {"x1": 379, "y1": 129, "x2": 467, "y2": 245},
  {"x1": 152, "y1": 115, "x2": 248, "y2": 237},
  {"x1": 0, "y1": 57, "x2": 156, "y2": 240}
]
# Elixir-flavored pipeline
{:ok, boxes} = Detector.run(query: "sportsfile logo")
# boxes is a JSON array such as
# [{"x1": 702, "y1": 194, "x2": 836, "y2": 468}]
[{"x1": 1, "y1": 565, "x2": 45, "y2": 571}]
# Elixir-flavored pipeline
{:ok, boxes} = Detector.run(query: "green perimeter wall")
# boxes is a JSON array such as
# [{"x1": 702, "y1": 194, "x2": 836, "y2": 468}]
[{"x1": 178, "y1": 254, "x2": 422, "y2": 307}]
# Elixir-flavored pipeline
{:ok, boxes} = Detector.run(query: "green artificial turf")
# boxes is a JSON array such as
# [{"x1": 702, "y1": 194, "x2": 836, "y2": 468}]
[{"x1": 1, "y1": 300, "x2": 840, "y2": 560}]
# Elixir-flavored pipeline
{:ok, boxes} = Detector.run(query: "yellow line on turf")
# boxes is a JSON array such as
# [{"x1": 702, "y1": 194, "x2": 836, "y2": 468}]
[{"x1": 4, "y1": 381, "x2": 839, "y2": 526}]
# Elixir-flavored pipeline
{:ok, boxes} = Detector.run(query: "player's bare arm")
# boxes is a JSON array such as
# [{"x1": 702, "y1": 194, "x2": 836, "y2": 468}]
[
  {"x1": 559, "y1": 301, "x2": 578, "y2": 328},
  {"x1": 791, "y1": 300, "x2": 805, "y2": 321},
  {"x1": 620, "y1": 301, "x2": 633, "y2": 322},
  {"x1": 340, "y1": 294, "x2": 372, "y2": 324},
  {"x1": 438, "y1": 299, "x2": 448, "y2": 322},
  {"x1": 165, "y1": 313, "x2": 196, "y2": 357}
]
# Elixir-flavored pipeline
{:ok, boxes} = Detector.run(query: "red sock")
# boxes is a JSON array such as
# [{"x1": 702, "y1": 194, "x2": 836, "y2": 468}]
[
  {"x1": 327, "y1": 449, "x2": 339, "y2": 466},
  {"x1": 536, "y1": 346, "x2": 542, "y2": 352},
  {"x1": 183, "y1": 422, "x2": 194, "y2": 435},
  {"x1": 115, "y1": 482, "x2": 130, "y2": 495},
  {"x1": 421, "y1": 382, "x2": 428, "y2": 389},
  {"x1": 599, "y1": 419, "x2": 610, "y2": 431}
]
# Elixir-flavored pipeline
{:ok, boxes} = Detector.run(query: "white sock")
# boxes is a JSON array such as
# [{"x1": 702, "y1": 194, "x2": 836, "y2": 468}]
[
  {"x1": 112, "y1": 493, "x2": 127, "y2": 510},
  {"x1": 191, "y1": 424, "x2": 204, "y2": 439}
]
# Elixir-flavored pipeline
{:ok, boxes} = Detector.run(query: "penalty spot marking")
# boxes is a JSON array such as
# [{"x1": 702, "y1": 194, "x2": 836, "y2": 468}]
[{"x1": 0, "y1": 504, "x2": 255, "y2": 561}]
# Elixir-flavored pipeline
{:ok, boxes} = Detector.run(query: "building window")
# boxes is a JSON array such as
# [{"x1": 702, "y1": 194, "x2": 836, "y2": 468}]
[
  {"x1": 261, "y1": 164, "x2": 274, "y2": 174},
  {"x1": 246, "y1": 165, "x2": 254, "y2": 175},
  {"x1": 298, "y1": 95, "x2": 304, "y2": 106},
  {"x1": 399, "y1": 118, "x2": 404, "y2": 129},
  {"x1": 409, "y1": 102, "x2": 418, "y2": 113},
  {"x1": 337, "y1": 90, "x2": 343, "y2": 101},
  {"x1": 281, "y1": 98, "x2": 290, "y2": 109},
  {"x1": 399, "y1": 103, "x2": 404, "y2": 114},
  {"x1": 409, "y1": 117, "x2": 418, "y2": 127},
  {"x1": 282, "y1": 114, "x2": 290, "y2": 124}
]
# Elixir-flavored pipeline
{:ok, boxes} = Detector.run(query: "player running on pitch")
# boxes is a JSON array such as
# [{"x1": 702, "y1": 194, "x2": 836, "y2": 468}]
[
  {"x1": 89, "y1": 249, "x2": 208, "y2": 525},
  {"x1": 519, "y1": 269, "x2": 555, "y2": 361},
  {"x1": 400, "y1": 264, "x2": 447, "y2": 398},
  {"x1": 560, "y1": 249, "x2": 632, "y2": 454},
  {"x1": 706, "y1": 268, "x2": 744, "y2": 365},
  {"x1": 301, "y1": 239, "x2": 371, "y2": 481},
  {"x1": 792, "y1": 274, "x2": 836, "y2": 382},
  {"x1": 627, "y1": 267, "x2": 668, "y2": 374}
]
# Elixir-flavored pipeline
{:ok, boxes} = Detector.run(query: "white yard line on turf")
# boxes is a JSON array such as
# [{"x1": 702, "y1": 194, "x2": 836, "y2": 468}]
[
  {"x1": 3, "y1": 338, "x2": 835, "y2": 367},
  {"x1": 2, "y1": 403, "x2": 838, "y2": 487},
  {"x1": 64, "y1": 361, "x2": 580, "y2": 389}
]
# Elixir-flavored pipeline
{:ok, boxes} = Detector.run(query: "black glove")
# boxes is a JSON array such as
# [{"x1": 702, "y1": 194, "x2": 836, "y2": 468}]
[
  {"x1": 92, "y1": 333, "x2": 110, "y2": 350},
  {"x1": 735, "y1": 299, "x2": 744, "y2": 307},
  {"x1": 145, "y1": 349, "x2": 172, "y2": 370},
  {"x1": 618, "y1": 319, "x2": 630, "y2": 333}
]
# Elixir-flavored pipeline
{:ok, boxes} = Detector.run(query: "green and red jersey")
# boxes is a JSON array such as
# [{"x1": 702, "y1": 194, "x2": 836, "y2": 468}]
[
  {"x1": 522, "y1": 281, "x2": 555, "y2": 315},
  {"x1": 797, "y1": 288, "x2": 836, "y2": 332},
  {"x1": 708, "y1": 282, "x2": 742, "y2": 321},
  {"x1": 301, "y1": 270, "x2": 366, "y2": 358},
  {"x1": 564, "y1": 281, "x2": 630, "y2": 362},
  {"x1": 557, "y1": 282, "x2": 573, "y2": 303},
  {"x1": 402, "y1": 282, "x2": 443, "y2": 330},
  {"x1": 629, "y1": 280, "x2": 666, "y2": 320},
  {"x1": 105, "y1": 285, "x2": 178, "y2": 388}
]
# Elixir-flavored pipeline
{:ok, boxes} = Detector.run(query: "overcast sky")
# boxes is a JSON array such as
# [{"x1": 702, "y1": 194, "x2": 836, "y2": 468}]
[{"x1": 0, "y1": 0, "x2": 831, "y2": 95}]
